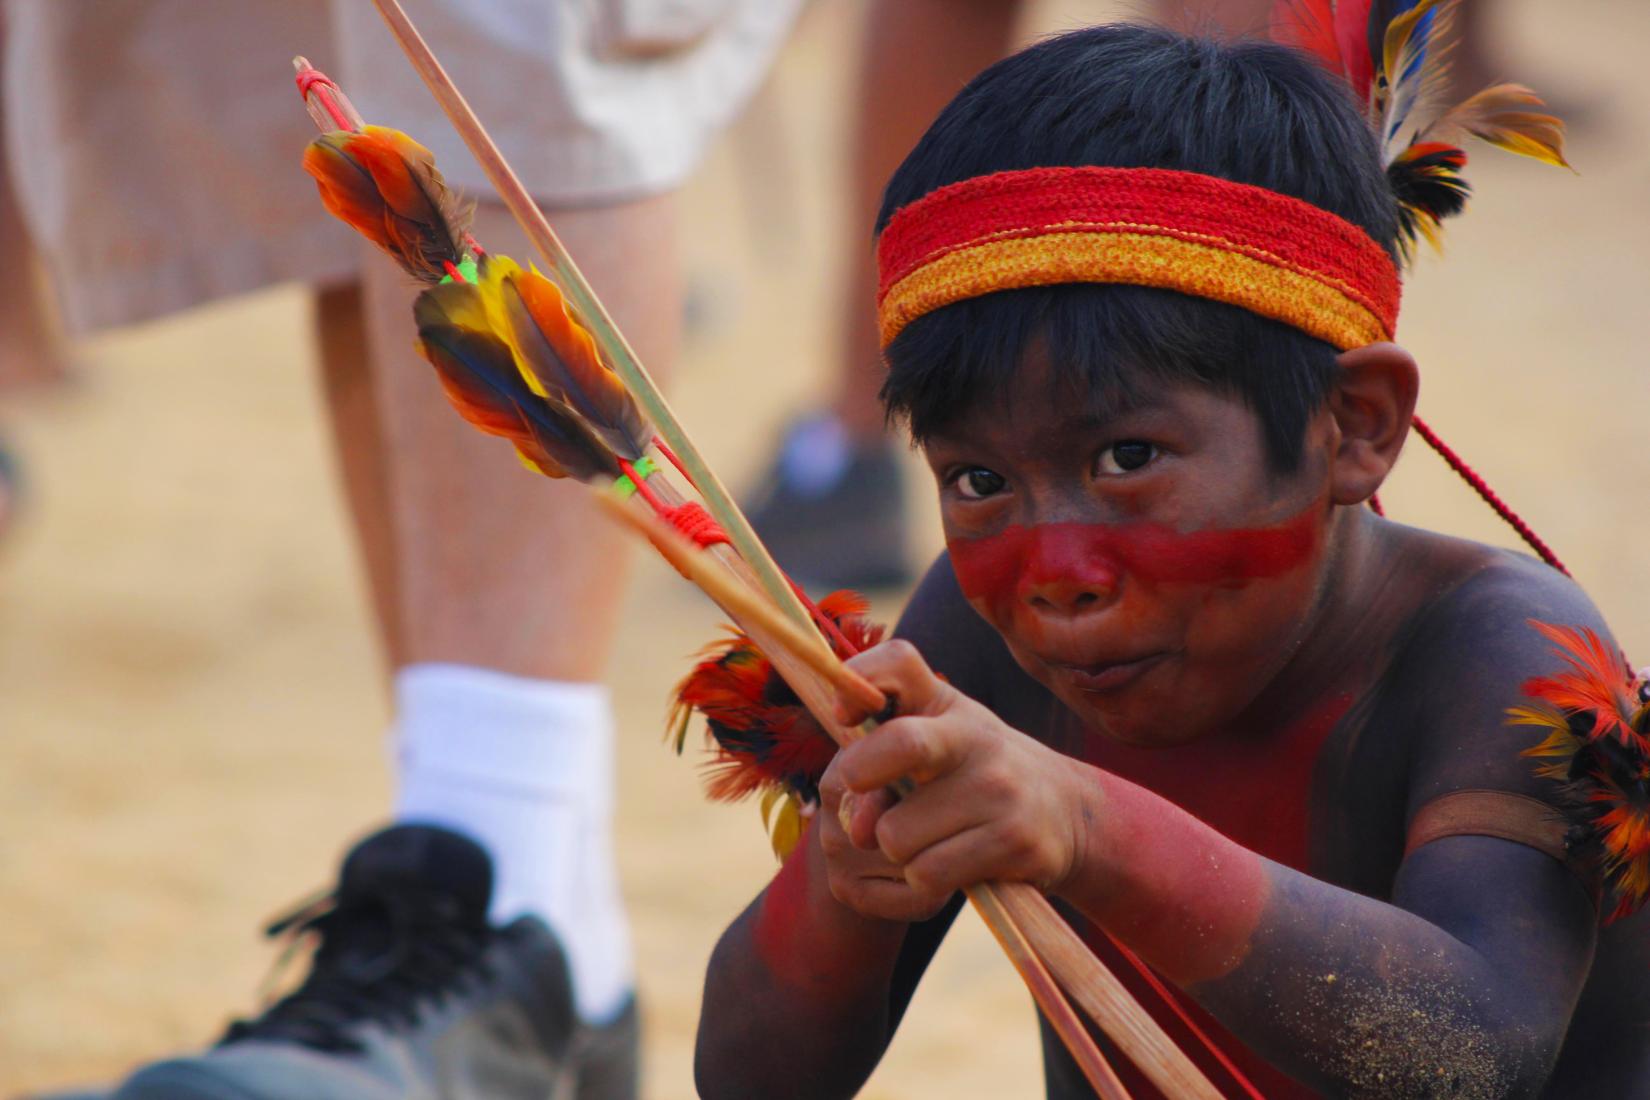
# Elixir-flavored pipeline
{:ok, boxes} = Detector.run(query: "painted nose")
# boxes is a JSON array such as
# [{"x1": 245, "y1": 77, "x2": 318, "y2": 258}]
[{"x1": 1020, "y1": 525, "x2": 1121, "y2": 614}]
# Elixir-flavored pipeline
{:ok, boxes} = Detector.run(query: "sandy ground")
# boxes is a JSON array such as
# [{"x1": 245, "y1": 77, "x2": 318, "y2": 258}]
[{"x1": 3, "y1": 1, "x2": 1648, "y2": 1096}]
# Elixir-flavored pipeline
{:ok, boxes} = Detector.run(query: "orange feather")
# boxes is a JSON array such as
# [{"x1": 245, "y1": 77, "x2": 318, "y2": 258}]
[
  {"x1": 479, "y1": 257, "x2": 652, "y2": 460},
  {"x1": 303, "y1": 125, "x2": 472, "y2": 282},
  {"x1": 413, "y1": 281, "x2": 620, "y2": 482}
]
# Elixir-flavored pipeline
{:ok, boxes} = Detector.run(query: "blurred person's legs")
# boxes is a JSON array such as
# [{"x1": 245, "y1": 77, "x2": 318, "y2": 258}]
[
  {"x1": 355, "y1": 194, "x2": 680, "y2": 1029},
  {"x1": 96, "y1": 196, "x2": 680, "y2": 1100},
  {"x1": 13, "y1": 0, "x2": 798, "y2": 1096},
  {"x1": 0, "y1": 10, "x2": 70, "y2": 540},
  {"x1": 746, "y1": 0, "x2": 1022, "y2": 591}
]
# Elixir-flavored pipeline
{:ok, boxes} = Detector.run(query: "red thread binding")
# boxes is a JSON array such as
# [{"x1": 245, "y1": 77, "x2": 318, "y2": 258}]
[
  {"x1": 295, "y1": 67, "x2": 354, "y2": 132},
  {"x1": 667, "y1": 502, "x2": 730, "y2": 549}
]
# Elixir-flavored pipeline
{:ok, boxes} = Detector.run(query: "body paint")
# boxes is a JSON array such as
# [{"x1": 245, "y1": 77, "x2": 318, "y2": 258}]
[
  {"x1": 753, "y1": 826, "x2": 824, "y2": 981},
  {"x1": 1083, "y1": 771, "x2": 1272, "y2": 985},
  {"x1": 1075, "y1": 691, "x2": 1355, "y2": 872},
  {"x1": 752, "y1": 822, "x2": 903, "y2": 1004},
  {"x1": 948, "y1": 507, "x2": 1320, "y2": 621}
]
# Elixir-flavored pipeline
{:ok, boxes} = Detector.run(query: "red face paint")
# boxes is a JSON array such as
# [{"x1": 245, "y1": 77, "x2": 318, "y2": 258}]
[
  {"x1": 948, "y1": 504, "x2": 1330, "y2": 747},
  {"x1": 948, "y1": 508, "x2": 1321, "y2": 622}
]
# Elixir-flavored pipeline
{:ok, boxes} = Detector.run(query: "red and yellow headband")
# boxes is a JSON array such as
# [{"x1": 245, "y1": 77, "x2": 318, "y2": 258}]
[{"x1": 875, "y1": 166, "x2": 1401, "y2": 353}]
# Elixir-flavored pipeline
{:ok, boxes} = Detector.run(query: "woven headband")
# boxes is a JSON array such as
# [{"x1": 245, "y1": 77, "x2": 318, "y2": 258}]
[{"x1": 875, "y1": 166, "x2": 1401, "y2": 352}]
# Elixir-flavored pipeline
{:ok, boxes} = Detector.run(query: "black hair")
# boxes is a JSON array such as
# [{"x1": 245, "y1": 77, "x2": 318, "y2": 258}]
[{"x1": 877, "y1": 24, "x2": 1400, "y2": 471}]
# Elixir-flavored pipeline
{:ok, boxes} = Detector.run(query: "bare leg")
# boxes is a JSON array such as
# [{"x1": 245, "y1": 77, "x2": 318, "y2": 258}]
[
  {"x1": 832, "y1": 0, "x2": 1022, "y2": 439},
  {"x1": 315, "y1": 282, "x2": 403, "y2": 670},
  {"x1": 0, "y1": 23, "x2": 68, "y2": 395},
  {"x1": 358, "y1": 196, "x2": 679, "y2": 681}
]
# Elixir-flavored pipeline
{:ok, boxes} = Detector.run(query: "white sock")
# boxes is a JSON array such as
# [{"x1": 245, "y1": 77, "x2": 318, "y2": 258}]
[{"x1": 392, "y1": 663, "x2": 634, "y2": 1025}]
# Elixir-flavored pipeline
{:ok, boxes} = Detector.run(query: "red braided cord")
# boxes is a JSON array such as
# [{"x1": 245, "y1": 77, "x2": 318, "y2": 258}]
[
  {"x1": 654, "y1": 439, "x2": 696, "y2": 488},
  {"x1": 1103, "y1": 932, "x2": 1268, "y2": 1100},
  {"x1": 1410, "y1": 416, "x2": 1569, "y2": 576}
]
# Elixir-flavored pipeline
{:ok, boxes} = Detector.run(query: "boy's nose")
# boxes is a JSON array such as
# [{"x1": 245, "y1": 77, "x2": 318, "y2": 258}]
[{"x1": 1019, "y1": 525, "x2": 1121, "y2": 615}]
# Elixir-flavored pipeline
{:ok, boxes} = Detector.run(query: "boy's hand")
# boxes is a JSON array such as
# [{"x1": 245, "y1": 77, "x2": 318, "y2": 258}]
[{"x1": 819, "y1": 640, "x2": 1092, "y2": 921}]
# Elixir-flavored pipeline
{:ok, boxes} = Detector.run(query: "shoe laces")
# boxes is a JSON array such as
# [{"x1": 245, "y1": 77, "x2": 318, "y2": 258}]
[{"x1": 220, "y1": 884, "x2": 494, "y2": 1053}]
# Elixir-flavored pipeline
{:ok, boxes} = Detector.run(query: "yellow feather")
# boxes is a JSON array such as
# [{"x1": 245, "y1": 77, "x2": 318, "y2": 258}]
[
  {"x1": 1506, "y1": 703, "x2": 1570, "y2": 731},
  {"x1": 768, "y1": 794, "x2": 805, "y2": 860},
  {"x1": 1427, "y1": 83, "x2": 1571, "y2": 170}
]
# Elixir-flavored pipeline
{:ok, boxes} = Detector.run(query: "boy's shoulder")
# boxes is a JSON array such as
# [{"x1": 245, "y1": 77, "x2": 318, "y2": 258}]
[{"x1": 1365, "y1": 525, "x2": 1615, "y2": 811}]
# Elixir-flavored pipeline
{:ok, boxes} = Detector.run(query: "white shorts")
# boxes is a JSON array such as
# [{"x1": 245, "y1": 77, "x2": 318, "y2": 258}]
[{"x1": 2, "y1": 0, "x2": 801, "y2": 334}]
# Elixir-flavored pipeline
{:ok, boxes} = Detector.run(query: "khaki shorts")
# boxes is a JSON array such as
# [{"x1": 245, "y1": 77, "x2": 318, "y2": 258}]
[{"x1": 2, "y1": 0, "x2": 800, "y2": 334}]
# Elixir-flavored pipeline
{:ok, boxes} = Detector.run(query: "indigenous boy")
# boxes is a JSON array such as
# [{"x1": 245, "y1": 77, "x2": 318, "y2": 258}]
[{"x1": 695, "y1": 24, "x2": 1650, "y2": 1099}]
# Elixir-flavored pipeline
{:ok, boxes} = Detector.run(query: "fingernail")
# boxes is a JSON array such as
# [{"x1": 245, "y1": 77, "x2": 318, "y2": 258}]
[{"x1": 837, "y1": 791, "x2": 857, "y2": 835}]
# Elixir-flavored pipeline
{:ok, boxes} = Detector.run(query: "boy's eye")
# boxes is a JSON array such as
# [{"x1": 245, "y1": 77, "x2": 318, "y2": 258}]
[
  {"x1": 954, "y1": 467, "x2": 1007, "y2": 499},
  {"x1": 1097, "y1": 440, "x2": 1157, "y2": 476}
]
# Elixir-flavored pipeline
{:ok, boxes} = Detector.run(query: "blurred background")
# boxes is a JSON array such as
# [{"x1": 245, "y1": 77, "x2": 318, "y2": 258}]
[{"x1": 2, "y1": 0, "x2": 1646, "y2": 1096}]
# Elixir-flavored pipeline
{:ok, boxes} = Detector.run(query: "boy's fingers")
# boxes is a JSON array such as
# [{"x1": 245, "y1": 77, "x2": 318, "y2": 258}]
[
  {"x1": 829, "y1": 871, "x2": 951, "y2": 924},
  {"x1": 902, "y1": 825, "x2": 1022, "y2": 898},
  {"x1": 847, "y1": 787, "x2": 896, "y2": 850},
  {"x1": 871, "y1": 784, "x2": 993, "y2": 866},
  {"x1": 837, "y1": 715, "x2": 963, "y2": 792},
  {"x1": 837, "y1": 639, "x2": 951, "y2": 726}
]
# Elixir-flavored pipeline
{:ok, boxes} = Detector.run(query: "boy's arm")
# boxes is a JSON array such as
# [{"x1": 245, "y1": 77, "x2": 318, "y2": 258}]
[
  {"x1": 693, "y1": 557, "x2": 995, "y2": 1099},
  {"x1": 696, "y1": 818, "x2": 966, "y2": 1099},
  {"x1": 1162, "y1": 562, "x2": 1603, "y2": 1095},
  {"x1": 834, "y1": 560, "x2": 1604, "y2": 1097}
]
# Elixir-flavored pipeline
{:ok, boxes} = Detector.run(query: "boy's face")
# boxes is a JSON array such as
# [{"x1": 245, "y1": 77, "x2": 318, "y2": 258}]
[{"x1": 924, "y1": 348, "x2": 1337, "y2": 747}]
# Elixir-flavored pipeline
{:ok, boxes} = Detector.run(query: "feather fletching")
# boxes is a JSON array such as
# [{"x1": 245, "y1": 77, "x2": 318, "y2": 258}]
[
  {"x1": 477, "y1": 257, "x2": 653, "y2": 461},
  {"x1": 303, "y1": 126, "x2": 473, "y2": 283},
  {"x1": 1387, "y1": 141, "x2": 1468, "y2": 260},
  {"x1": 414, "y1": 282, "x2": 620, "y2": 483}
]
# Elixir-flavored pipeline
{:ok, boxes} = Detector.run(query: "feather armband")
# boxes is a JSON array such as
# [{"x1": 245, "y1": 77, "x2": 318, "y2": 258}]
[
  {"x1": 1509, "y1": 622, "x2": 1650, "y2": 922},
  {"x1": 669, "y1": 591, "x2": 885, "y2": 858}
]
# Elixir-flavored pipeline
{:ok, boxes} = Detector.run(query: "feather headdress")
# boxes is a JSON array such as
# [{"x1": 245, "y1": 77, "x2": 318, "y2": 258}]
[
  {"x1": 1509, "y1": 622, "x2": 1650, "y2": 922},
  {"x1": 1272, "y1": 0, "x2": 1568, "y2": 259}
]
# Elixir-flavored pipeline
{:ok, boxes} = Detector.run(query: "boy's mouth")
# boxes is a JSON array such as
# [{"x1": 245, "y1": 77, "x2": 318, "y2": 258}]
[{"x1": 1044, "y1": 652, "x2": 1169, "y2": 694}]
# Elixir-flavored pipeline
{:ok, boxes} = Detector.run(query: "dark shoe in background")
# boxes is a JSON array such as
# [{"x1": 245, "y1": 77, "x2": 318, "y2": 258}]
[
  {"x1": 33, "y1": 824, "x2": 637, "y2": 1100},
  {"x1": 745, "y1": 415, "x2": 912, "y2": 592}
]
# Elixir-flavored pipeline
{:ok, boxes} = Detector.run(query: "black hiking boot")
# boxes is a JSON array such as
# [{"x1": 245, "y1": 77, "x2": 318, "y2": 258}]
[
  {"x1": 41, "y1": 824, "x2": 638, "y2": 1100},
  {"x1": 745, "y1": 418, "x2": 913, "y2": 592}
]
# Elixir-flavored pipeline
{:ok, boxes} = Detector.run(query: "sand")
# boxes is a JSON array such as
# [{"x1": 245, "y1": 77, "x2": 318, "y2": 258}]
[{"x1": 3, "y1": 1, "x2": 1648, "y2": 1096}]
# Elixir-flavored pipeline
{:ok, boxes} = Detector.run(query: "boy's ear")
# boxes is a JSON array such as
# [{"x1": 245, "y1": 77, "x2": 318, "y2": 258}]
[{"x1": 1327, "y1": 342, "x2": 1418, "y2": 505}]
